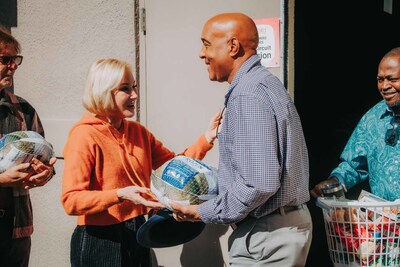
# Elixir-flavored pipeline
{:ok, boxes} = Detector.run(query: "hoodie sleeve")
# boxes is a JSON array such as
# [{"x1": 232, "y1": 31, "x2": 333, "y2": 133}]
[
  {"x1": 179, "y1": 135, "x2": 213, "y2": 160},
  {"x1": 150, "y1": 131, "x2": 213, "y2": 170}
]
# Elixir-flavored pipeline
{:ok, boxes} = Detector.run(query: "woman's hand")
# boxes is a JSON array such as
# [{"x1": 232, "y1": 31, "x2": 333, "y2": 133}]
[
  {"x1": 204, "y1": 109, "x2": 224, "y2": 144},
  {"x1": 117, "y1": 186, "x2": 165, "y2": 209}
]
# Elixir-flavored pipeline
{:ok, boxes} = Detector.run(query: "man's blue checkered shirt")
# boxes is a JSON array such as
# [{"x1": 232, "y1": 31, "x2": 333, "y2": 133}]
[{"x1": 198, "y1": 55, "x2": 310, "y2": 224}]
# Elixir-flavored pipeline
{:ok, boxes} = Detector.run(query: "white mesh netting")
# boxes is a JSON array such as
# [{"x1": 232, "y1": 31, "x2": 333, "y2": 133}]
[
  {"x1": 151, "y1": 156, "x2": 218, "y2": 210},
  {"x1": 0, "y1": 131, "x2": 55, "y2": 172}
]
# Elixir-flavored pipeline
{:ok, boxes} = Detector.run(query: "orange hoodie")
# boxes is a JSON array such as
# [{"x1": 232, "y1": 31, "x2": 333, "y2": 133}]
[{"x1": 61, "y1": 113, "x2": 213, "y2": 226}]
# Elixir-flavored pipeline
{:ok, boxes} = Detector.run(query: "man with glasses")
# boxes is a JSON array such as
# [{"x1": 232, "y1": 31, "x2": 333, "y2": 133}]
[
  {"x1": 311, "y1": 47, "x2": 400, "y2": 201},
  {"x1": 0, "y1": 27, "x2": 56, "y2": 267}
]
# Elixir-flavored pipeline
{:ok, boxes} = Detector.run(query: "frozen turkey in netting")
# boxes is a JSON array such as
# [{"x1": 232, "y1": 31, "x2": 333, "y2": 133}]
[
  {"x1": 0, "y1": 131, "x2": 55, "y2": 172},
  {"x1": 151, "y1": 156, "x2": 218, "y2": 210}
]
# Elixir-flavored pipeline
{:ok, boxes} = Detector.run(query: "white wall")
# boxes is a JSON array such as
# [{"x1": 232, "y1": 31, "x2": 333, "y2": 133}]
[
  {"x1": 142, "y1": 1, "x2": 283, "y2": 266},
  {"x1": 12, "y1": 1, "x2": 137, "y2": 266},
  {"x1": 8, "y1": 0, "x2": 287, "y2": 266},
  {"x1": 13, "y1": 0, "x2": 136, "y2": 156}
]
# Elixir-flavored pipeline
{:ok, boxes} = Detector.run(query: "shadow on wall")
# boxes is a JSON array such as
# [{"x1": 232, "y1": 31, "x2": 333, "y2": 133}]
[
  {"x1": 180, "y1": 224, "x2": 229, "y2": 267},
  {"x1": 150, "y1": 224, "x2": 229, "y2": 267}
]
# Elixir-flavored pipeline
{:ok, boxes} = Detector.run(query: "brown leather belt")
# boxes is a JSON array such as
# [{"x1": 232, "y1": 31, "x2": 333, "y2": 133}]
[
  {"x1": 231, "y1": 204, "x2": 304, "y2": 230},
  {"x1": 270, "y1": 204, "x2": 304, "y2": 216}
]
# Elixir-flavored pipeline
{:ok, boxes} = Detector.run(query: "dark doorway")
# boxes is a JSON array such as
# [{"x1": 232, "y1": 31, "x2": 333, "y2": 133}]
[
  {"x1": 294, "y1": 1, "x2": 400, "y2": 266},
  {"x1": 0, "y1": 0, "x2": 17, "y2": 27}
]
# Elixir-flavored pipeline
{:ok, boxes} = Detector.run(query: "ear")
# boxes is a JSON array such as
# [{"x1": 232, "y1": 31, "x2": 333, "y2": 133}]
[{"x1": 228, "y1": 37, "x2": 240, "y2": 56}]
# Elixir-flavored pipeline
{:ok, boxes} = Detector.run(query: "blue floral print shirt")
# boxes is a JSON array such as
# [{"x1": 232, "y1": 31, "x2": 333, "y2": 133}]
[{"x1": 331, "y1": 100, "x2": 400, "y2": 201}]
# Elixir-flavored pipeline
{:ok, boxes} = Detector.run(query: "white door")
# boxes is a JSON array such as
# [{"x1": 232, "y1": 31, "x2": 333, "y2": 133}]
[{"x1": 140, "y1": 1, "x2": 285, "y2": 266}]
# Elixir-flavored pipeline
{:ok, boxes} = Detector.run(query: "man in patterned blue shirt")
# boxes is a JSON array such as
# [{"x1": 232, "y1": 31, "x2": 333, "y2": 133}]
[
  {"x1": 171, "y1": 13, "x2": 313, "y2": 266},
  {"x1": 311, "y1": 47, "x2": 400, "y2": 202}
]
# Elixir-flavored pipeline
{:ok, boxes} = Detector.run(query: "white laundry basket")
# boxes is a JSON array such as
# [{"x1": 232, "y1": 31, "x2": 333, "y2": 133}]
[{"x1": 317, "y1": 197, "x2": 400, "y2": 266}]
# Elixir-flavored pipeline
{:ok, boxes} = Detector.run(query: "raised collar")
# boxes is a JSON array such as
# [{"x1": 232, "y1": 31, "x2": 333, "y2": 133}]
[{"x1": 224, "y1": 54, "x2": 261, "y2": 106}]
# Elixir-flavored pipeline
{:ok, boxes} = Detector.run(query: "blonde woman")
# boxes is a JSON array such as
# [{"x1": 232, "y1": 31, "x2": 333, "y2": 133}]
[{"x1": 61, "y1": 58, "x2": 220, "y2": 267}]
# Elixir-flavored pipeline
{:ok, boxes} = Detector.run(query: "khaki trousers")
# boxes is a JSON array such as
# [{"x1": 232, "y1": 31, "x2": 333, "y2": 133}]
[{"x1": 228, "y1": 205, "x2": 312, "y2": 267}]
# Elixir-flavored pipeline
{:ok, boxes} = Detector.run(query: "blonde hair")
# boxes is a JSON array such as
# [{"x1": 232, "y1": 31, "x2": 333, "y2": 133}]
[{"x1": 82, "y1": 58, "x2": 132, "y2": 115}]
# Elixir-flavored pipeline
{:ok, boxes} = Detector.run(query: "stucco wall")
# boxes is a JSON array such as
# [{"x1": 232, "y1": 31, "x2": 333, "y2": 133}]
[
  {"x1": 5, "y1": 0, "x2": 286, "y2": 266},
  {"x1": 12, "y1": 0, "x2": 136, "y2": 156},
  {"x1": 11, "y1": 1, "x2": 137, "y2": 266}
]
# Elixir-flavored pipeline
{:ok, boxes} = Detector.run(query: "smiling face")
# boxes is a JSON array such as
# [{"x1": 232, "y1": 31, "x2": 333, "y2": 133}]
[
  {"x1": 112, "y1": 67, "x2": 138, "y2": 120},
  {"x1": 199, "y1": 22, "x2": 234, "y2": 83},
  {"x1": 377, "y1": 55, "x2": 400, "y2": 108},
  {"x1": 0, "y1": 44, "x2": 19, "y2": 90},
  {"x1": 198, "y1": 13, "x2": 259, "y2": 84}
]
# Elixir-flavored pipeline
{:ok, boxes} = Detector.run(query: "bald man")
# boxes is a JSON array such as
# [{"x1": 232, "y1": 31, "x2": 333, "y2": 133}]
[{"x1": 171, "y1": 13, "x2": 312, "y2": 266}]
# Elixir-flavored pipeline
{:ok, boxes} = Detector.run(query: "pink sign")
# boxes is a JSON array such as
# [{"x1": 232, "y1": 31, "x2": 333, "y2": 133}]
[{"x1": 253, "y1": 17, "x2": 280, "y2": 68}]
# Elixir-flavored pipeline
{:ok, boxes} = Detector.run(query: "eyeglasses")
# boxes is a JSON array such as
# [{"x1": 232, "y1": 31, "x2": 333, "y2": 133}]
[
  {"x1": 385, "y1": 115, "x2": 400, "y2": 146},
  {"x1": 0, "y1": 55, "x2": 23, "y2": 66}
]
